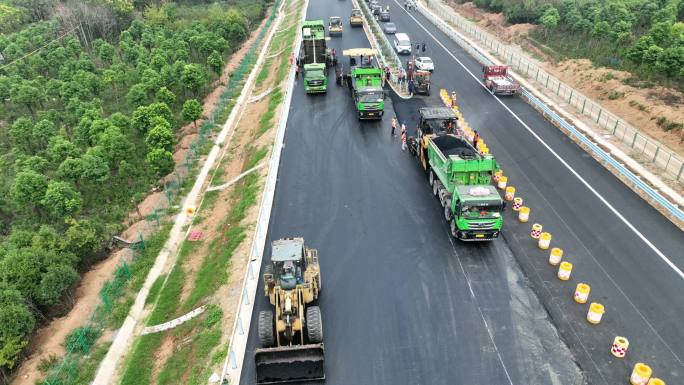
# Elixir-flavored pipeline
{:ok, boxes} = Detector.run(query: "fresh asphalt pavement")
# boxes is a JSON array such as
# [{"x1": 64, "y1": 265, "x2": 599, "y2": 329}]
[
  {"x1": 382, "y1": 2, "x2": 683, "y2": 383},
  {"x1": 240, "y1": 0, "x2": 586, "y2": 384}
]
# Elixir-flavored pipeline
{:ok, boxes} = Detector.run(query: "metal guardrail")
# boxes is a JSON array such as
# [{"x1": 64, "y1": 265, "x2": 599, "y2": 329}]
[
  {"x1": 416, "y1": 0, "x2": 684, "y2": 222},
  {"x1": 424, "y1": 0, "x2": 684, "y2": 183}
]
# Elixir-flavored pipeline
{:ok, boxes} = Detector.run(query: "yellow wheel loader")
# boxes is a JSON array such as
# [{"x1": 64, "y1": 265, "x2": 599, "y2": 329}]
[{"x1": 255, "y1": 237, "x2": 324, "y2": 384}]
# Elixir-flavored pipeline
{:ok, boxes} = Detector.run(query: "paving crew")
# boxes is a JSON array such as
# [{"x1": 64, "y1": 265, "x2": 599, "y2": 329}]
[
  {"x1": 422, "y1": 42, "x2": 426, "y2": 52},
  {"x1": 335, "y1": 66, "x2": 342, "y2": 86},
  {"x1": 391, "y1": 117, "x2": 397, "y2": 136}
]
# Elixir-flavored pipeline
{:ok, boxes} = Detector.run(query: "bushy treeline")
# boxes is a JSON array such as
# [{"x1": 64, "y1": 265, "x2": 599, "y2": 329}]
[
  {"x1": 0, "y1": 0, "x2": 266, "y2": 373},
  {"x1": 463, "y1": 0, "x2": 684, "y2": 82}
]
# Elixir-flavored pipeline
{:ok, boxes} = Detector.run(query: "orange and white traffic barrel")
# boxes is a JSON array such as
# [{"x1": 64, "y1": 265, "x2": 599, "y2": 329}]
[
  {"x1": 538, "y1": 232, "x2": 552, "y2": 249},
  {"x1": 505, "y1": 186, "x2": 516, "y2": 201},
  {"x1": 630, "y1": 363, "x2": 652, "y2": 385},
  {"x1": 518, "y1": 206, "x2": 530, "y2": 222},
  {"x1": 610, "y1": 336, "x2": 629, "y2": 358},
  {"x1": 647, "y1": 378, "x2": 665, "y2": 385},
  {"x1": 512, "y1": 197, "x2": 523, "y2": 211},
  {"x1": 574, "y1": 283, "x2": 590, "y2": 304},
  {"x1": 497, "y1": 176, "x2": 508, "y2": 190},
  {"x1": 493, "y1": 170, "x2": 502, "y2": 182},
  {"x1": 587, "y1": 302, "x2": 604, "y2": 324},
  {"x1": 549, "y1": 247, "x2": 563, "y2": 265},
  {"x1": 557, "y1": 261, "x2": 572, "y2": 280},
  {"x1": 530, "y1": 223, "x2": 543, "y2": 238}
]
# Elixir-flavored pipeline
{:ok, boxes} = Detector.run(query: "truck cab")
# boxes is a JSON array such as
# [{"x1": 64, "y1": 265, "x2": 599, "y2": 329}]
[
  {"x1": 450, "y1": 185, "x2": 503, "y2": 240},
  {"x1": 482, "y1": 65, "x2": 520, "y2": 95},
  {"x1": 343, "y1": 48, "x2": 386, "y2": 119},
  {"x1": 304, "y1": 63, "x2": 328, "y2": 93}
]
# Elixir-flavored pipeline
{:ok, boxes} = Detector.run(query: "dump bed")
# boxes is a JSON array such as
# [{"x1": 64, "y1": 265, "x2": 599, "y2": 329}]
[
  {"x1": 302, "y1": 21, "x2": 327, "y2": 65},
  {"x1": 428, "y1": 134, "x2": 499, "y2": 191}
]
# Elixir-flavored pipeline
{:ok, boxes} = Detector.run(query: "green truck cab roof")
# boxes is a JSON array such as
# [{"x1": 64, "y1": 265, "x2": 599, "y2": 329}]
[
  {"x1": 304, "y1": 63, "x2": 326, "y2": 71},
  {"x1": 455, "y1": 185, "x2": 501, "y2": 203}
]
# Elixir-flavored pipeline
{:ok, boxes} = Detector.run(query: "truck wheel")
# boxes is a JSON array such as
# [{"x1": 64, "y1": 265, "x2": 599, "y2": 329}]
[
  {"x1": 429, "y1": 170, "x2": 435, "y2": 186},
  {"x1": 444, "y1": 205, "x2": 452, "y2": 221},
  {"x1": 306, "y1": 306, "x2": 323, "y2": 343},
  {"x1": 432, "y1": 180, "x2": 440, "y2": 197},
  {"x1": 449, "y1": 219, "x2": 458, "y2": 238},
  {"x1": 263, "y1": 262, "x2": 273, "y2": 276},
  {"x1": 258, "y1": 310, "x2": 275, "y2": 348}
]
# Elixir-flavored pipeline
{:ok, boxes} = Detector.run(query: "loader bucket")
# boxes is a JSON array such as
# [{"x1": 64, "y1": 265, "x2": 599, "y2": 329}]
[{"x1": 255, "y1": 343, "x2": 325, "y2": 384}]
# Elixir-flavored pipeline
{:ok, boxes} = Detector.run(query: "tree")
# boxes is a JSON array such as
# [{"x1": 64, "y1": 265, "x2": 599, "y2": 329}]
[
  {"x1": 155, "y1": 86, "x2": 176, "y2": 105},
  {"x1": 61, "y1": 219, "x2": 104, "y2": 257},
  {"x1": 8, "y1": 117, "x2": 34, "y2": 154},
  {"x1": 181, "y1": 63, "x2": 207, "y2": 95},
  {"x1": 539, "y1": 7, "x2": 560, "y2": 36},
  {"x1": 58, "y1": 157, "x2": 85, "y2": 183},
  {"x1": 146, "y1": 147, "x2": 175, "y2": 176},
  {"x1": 98, "y1": 126, "x2": 132, "y2": 167},
  {"x1": 126, "y1": 83, "x2": 149, "y2": 107},
  {"x1": 42, "y1": 181, "x2": 82, "y2": 218},
  {"x1": 182, "y1": 99, "x2": 203, "y2": 129},
  {"x1": 97, "y1": 41, "x2": 116, "y2": 65},
  {"x1": 11, "y1": 80, "x2": 45, "y2": 117},
  {"x1": 11, "y1": 170, "x2": 48, "y2": 209},
  {"x1": 145, "y1": 123, "x2": 176, "y2": 152},
  {"x1": 32, "y1": 119, "x2": 58, "y2": 151},
  {"x1": 148, "y1": 102, "x2": 173, "y2": 126},
  {"x1": 36, "y1": 263, "x2": 79, "y2": 307},
  {"x1": 0, "y1": 283, "x2": 35, "y2": 369},
  {"x1": 207, "y1": 50, "x2": 224, "y2": 74},
  {"x1": 80, "y1": 148, "x2": 111, "y2": 183},
  {"x1": 655, "y1": 46, "x2": 684, "y2": 76}
]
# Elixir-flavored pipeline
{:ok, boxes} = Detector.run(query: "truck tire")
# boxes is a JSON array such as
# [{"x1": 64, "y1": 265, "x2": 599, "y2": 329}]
[
  {"x1": 306, "y1": 306, "x2": 323, "y2": 343},
  {"x1": 432, "y1": 180, "x2": 440, "y2": 197},
  {"x1": 426, "y1": 84, "x2": 431, "y2": 96},
  {"x1": 258, "y1": 310, "x2": 275, "y2": 348},
  {"x1": 444, "y1": 205, "x2": 452, "y2": 221},
  {"x1": 449, "y1": 219, "x2": 458, "y2": 238},
  {"x1": 429, "y1": 170, "x2": 435, "y2": 187}
]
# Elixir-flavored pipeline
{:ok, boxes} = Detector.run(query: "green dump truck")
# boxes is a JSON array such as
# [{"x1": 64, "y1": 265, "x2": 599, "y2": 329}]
[
  {"x1": 300, "y1": 20, "x2": 336, "y2": 93},
  {"x1": 410, "y1": 107, "x2": 504, "y2": 240},
  {"x1": 342, "y1": 48, "x2": 385, "y2": 119}
]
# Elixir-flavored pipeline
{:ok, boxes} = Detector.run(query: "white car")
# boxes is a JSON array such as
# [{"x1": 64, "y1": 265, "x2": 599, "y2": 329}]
[
  {"x1": 415, "y1": 56, "x2": 434, "y2": 72},
  {"x1": 393, "y1": 33, "x2": 411, "y2": 55}
]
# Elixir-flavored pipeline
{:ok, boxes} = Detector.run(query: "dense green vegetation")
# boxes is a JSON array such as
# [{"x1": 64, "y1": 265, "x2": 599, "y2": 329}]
[
  {"x1": 463, "y1": 0, "x2": 684, "y2": 85},
  {"x1": 0, "y1": 0, "x2": 268, "y2": 377}
]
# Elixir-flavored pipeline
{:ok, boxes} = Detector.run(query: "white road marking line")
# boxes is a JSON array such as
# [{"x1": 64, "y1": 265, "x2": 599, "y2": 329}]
[
  {"x1": 392, "y1": 1, "x2": 684, "y2": 366},
  {"x1": 392, "y1": 0, "x2": 683, "y2": 281}
]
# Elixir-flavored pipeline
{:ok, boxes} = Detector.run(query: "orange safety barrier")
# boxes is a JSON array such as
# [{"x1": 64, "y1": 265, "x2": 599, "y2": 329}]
[
  {"x1": 518, "y1": 206, "x2": 530, "y2": 222},
  {"x1": 505, "y1": 186, "x2": 516, "y2": 201},
  {"x1": 512, "y1": 197, "x2": 523, "y2": 211}
]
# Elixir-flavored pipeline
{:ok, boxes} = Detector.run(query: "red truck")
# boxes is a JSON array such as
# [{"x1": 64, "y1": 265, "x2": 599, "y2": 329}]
[{"x1": 482, "y1": 65, "x2": 520, "y2": 95}]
